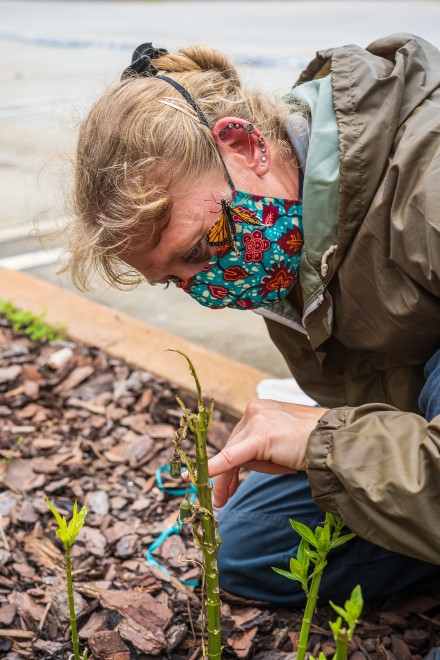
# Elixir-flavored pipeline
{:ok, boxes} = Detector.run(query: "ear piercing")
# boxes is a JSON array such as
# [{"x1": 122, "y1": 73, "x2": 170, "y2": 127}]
[
  {"x1": 222, "y1": 123, "x2": 268, "y2": 162},
  {"x1": 227, "y1": 122, "x2": 254, "y2": 134}
]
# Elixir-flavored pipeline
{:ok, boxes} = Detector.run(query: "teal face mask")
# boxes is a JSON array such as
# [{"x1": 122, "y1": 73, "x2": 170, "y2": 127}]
[{"x1": 176, "y1": 190, "x2": 303, "y2": 310}]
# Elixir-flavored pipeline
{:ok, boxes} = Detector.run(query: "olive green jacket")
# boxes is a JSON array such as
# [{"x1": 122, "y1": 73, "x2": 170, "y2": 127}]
[{"x1": 264, "y1": 34, "x2": 440, "y2": 564}]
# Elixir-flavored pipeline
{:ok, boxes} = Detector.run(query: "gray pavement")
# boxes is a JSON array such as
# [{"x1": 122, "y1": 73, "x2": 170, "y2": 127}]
[{"x1": 1, "y1": 1, "x2": 440, "y2": 376}]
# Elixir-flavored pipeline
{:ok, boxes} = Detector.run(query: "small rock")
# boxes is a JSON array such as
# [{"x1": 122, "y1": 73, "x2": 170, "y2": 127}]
[
  {"x1": 0, "y1": 366, "x2": 21, "y2": 384},
  {"x1": 87, "y1": 490, "x2": 109, "y2": 516},
  {"x1": 23, "y1": 379, "x2": 39, "y2": 398},
  {"x1": 0, "y1": 492, "x2": 17, "y2": 516},
  {"x1": 115, "y1": 534, "x2": 138, "y2": 558},
  {"x1": 130, "y1": 497, "x2": 150, "y2": 512},
  {"x1": 110, "y1": 496, "x2": 128, "y2": 511},
  {"x1": 105, "y1": 521, "x2": 135, "y2": 545},
  {"x1": 362, "y1": 638, "x2": 376, "y2": 653},
  {"x1": 16, "y1": 500, "x2": 39, "y2": 524},
  {"x1": 46, "y1": 347, "x2": 74, "y2": 370},
  {"x1": 80, "y1": 526, "x2": 107, "y2": 557}
]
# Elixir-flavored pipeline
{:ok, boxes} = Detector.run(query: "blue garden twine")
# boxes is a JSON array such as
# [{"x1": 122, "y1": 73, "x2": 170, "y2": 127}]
[{"x1": 145, "y1": 465, "x2": 205, "y2": 587}]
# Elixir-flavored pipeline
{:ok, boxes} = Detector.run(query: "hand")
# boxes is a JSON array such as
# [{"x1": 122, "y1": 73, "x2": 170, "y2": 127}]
[{"x1": 208, "y1": 399, "x2": 328, "y2": 508}]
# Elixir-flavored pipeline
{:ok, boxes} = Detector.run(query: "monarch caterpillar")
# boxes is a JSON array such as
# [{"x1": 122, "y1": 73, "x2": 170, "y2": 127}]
[{"x1": 204, "y1": 200, "x2": 264, "y2": 248}]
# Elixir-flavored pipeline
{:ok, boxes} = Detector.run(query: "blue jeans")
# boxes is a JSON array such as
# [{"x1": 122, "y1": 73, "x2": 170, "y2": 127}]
[
  {"x1": 217, "y1": 471, "x2": 440, "y2": 607},
  {"x1": 218, "y1": 352, "x2": 440, "y2": 607}
]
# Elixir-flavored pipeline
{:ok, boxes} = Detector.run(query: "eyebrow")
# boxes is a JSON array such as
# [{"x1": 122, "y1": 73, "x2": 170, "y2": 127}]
[{"x1": 168, "y1": 228, "x2": 205, "y2": 260}]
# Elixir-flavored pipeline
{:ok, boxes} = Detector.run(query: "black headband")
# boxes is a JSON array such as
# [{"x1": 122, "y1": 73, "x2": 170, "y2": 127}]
[{"x1": 121, "y1": 43, "x2": 235, "y2": 191}]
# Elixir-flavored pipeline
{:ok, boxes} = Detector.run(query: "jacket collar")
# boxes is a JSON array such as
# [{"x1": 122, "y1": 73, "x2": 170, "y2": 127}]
[{"x1": 256, "y1": 74, "x2": 340, "y2": 351}]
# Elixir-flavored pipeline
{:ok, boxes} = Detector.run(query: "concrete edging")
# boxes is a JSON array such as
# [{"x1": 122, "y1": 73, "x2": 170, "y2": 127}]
[{"x1": 0, "y1": 267, "x2": 271, "y2": 419}]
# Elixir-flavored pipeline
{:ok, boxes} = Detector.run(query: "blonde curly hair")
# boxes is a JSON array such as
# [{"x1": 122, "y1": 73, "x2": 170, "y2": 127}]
[{"x1": 63, "y1": 45, "x2": 296, "y2": 290}]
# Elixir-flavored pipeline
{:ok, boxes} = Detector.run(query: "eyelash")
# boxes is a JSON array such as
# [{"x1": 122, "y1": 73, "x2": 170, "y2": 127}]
[{"x1": 184, "y1": 241, "x2": 204, "y2": 264}]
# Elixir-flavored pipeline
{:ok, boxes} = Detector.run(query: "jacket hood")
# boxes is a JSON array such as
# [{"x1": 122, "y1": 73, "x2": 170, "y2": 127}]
[{"x1": 297, "y1": 33, "x2": 440, "y2": 279}]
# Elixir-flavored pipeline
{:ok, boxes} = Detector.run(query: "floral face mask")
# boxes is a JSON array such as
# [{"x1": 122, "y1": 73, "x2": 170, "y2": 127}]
[{"x1": 176, "y1": 190, "x2": 303, "y2": 310}]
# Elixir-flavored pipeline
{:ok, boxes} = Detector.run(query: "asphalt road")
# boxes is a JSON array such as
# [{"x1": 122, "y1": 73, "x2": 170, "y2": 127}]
[{"x1": 1, "y1": 1, "x2": 440, "y2": 376}]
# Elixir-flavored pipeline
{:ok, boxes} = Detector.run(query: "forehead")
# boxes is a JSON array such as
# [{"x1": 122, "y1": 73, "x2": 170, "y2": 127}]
[{"x1": 121, "y1": 174, "x2": 228, "y2": 274}]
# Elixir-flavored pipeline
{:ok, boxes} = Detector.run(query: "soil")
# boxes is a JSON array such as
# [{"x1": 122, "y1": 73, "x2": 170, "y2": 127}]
[{"x1": 0, "y1": 318, "x2": 439, "y2": 660}]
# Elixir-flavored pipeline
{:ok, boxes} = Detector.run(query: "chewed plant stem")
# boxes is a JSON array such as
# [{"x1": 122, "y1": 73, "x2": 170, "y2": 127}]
[{"x1": 168, "y1": 350, "x2": 222, "y2": 659}]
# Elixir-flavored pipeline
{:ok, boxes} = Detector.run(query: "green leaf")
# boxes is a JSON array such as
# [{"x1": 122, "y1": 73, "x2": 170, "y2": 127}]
[
  {"x1": 349, "y1": 584, "x2": 363, "y2": 613},
  {"x1": 272, "y1": 567, "x2": 303, "y2": 582},
  {"x1": 329, "y1": 532, "x2": 356, "y2": 549},
  {"x1": 303, "y1": 548, "x2": 319, "y2": 561},
  {"x1": 329, "y1": 617, "x2": 342, "y2": 636},
  {"x1": 289, "y1": 557, "x2": 305, "y2": 575},
  {"x1": 329, "y1": 601, "x2": 351, "y2": 625},
  {"x1": 296, "y1": 539, "x2": 310, "y2": 572},
  {"x1": 321, "y1": 520, "x2": 331, "y2": 544},
  {"x1": 46, "y1": 498, "x2": 87, "y2": 548},
  {"x1": 46, "y1": 498, "x2": 67, "y2": 531},
  {"x1": 325, "y1": 512, "x2": 338, "y2": 528},
  {"x1": 289, "y1": 519, "x2": 318, "y2": 548}
]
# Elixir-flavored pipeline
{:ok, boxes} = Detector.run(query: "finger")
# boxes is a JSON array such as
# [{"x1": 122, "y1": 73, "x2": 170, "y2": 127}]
[
  {"x1": 212, "y1": 468, "x2": 236, "y2": 508},
  {"x1": 228, "y1": 468, "x2": 240, "y2": 500},
  {"x1": 241, "y1": 461, "x2": 297, "y2": 474},
  {"x1": 208, "y1": 434, "x2": 262, "y2": 478}
]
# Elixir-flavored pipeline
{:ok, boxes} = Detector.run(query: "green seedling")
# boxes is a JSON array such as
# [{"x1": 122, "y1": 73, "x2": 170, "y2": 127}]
[
  {"x1": 273, "y1": 513, "x2": 355, "y2": 660},
  {"x1": 46, "y1": 498, "x2": 88, "y2": 660},
  {"x1": 168, "y1": 350, "x2": 221, "y2": 660},
  {"x1": 1, "y1": 435, "x2": 25, "y2": 467},
  {"x1": 310, "y1": 585, "x2": 364, "y2": 660},
  {"x1": 0, "y1": 299, "x2": 64, "y2": 341},
  {"x1": 328, "y1": 584, "x2": 363, "y2": 659}
]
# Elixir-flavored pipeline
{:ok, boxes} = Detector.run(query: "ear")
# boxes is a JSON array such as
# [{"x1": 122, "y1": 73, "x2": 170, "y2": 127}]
[{"x1": 212, "y1": 117, "x2": 270, "y2": 177}]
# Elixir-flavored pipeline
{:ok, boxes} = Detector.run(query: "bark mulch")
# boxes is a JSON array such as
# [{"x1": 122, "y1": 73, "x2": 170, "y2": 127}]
[{"x1": 0, "y1": 317, "x2": 439, "y2": 659}]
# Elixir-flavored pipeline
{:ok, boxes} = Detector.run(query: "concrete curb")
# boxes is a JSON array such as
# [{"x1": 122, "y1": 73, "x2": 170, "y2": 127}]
[{"x1": 0, "y1": 267, "x2": 271, "y2": 419}]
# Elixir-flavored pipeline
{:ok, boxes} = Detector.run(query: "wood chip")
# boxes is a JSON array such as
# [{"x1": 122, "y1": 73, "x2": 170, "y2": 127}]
[
  {"x1": 3, "y1": 459, "x2": 46, "y2": 492},
  {"x1": 0, "y1": 629, "x2": 35, "y2": 639},
  {"x1": 0, "y1": 604, "x2": 17, "y2": 626},
  {"x1": 53, "y1": 365, "x2": 94, "y2": 396},
  {"x1": 88, "y1": 630, "x2": 130, "y2": 660},
  {"x1": 100, "y1": 589, "x2": 173, "y2": 654}
]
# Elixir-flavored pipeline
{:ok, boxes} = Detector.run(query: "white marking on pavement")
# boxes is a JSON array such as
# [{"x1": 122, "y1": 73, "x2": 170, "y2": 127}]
[
  {"x1": 0, "y1": 248, "x2": 61, "y2": 271},
  {"x1": 0, "y1": 220, "x2": 61, "y2": 243}
]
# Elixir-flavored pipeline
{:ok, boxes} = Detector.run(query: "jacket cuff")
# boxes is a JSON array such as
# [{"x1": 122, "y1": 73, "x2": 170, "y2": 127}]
[{"x1": 306, "y1": 407, "x2": 351, "y2": 515}]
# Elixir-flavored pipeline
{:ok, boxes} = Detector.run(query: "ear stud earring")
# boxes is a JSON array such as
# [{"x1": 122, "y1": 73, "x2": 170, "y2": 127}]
[{"x1": 221, "y1": 123, "x2": 267, "y2": 161}]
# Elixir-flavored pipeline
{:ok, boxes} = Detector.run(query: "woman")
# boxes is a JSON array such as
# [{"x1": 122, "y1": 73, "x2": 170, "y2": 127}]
[{"x1": 65, "y1": 34, "x2": 440, "y2": 606}]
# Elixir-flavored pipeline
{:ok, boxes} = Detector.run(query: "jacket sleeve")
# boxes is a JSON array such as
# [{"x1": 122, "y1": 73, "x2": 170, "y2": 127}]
[{"x1": 306, "y1": 403, "x2": 440, "y2": 565}]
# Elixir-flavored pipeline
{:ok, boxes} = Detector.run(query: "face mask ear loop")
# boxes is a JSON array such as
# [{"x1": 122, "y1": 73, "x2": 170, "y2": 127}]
[{"x1": 155, "y1": 74, "x2": 236, "y2": 193}]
